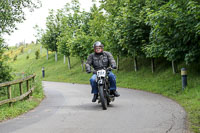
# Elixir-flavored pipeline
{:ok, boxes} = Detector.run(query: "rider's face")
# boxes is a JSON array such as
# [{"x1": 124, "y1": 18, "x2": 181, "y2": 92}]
[{"x1": 95, "y1": 46, "x2": 103, "y2": 53}]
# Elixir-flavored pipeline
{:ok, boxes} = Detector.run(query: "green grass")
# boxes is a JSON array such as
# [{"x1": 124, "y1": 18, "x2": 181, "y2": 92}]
[
  {"x1": 3, "y1": 44, "x2": 200, "y2": 132},
  {"x1": 0, "y1": 75, "x2": 44, "y2": 121},
  {"x1": 0, "y1": 97, "x2": 40, "y2": 121},
  {"x1": 0, "y1": 83, "x2": 28, "y2": 101},
  {"x1": 0, "y1": 45, "x2": 44, "y2": 121}
]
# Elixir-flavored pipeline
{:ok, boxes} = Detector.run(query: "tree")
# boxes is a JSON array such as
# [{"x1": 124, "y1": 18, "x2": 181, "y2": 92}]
[
  {"x1": 100, "y1": 0, "x2": 128, "y2": 70},
  {"x1": 118, "y1": 0, "x2": 149, "y2": 71},
  {"x1": 57, "y1": 0, "x2": 93, "y2": 70},
  {"x1": 56, "y1": 2, "x2": 82, "y2": 69},
  {"x1": 40, "y1": 0, "x2": 82, "y2": 64},
  {"x1": 40, "y1": 9, "x2": 62, "y2": 62},
  {"x1": 100, "y1": 0, "x2": 150, "y2": 71},
  {"x1": 34, "y1": 25, "x2": 49, "y2": 60},
  {"x1": 70, "y1": 30, "x2": 94, "y2": 71},
  {"x1": 40, "y1": 30, "x2": 51, "y2": 60},
  {"x1": 0, "y1": 0, "x2": 41, "y2": 34},
  {"x1": 143, "y1": 0, "x2": 200, "y2": 73},
  {"x1": 0, "y1": 40, "x2": 12, "y2": 83},
  {"x1": 0, "y1": 0, "x2": 40, "y2": 82}
]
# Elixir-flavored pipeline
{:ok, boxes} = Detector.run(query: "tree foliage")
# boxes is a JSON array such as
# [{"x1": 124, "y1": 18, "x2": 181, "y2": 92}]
[
  {"x1": 0, "y1": 41, "x2": 12, "y2": 83},
  {"x1": 0, "y1": 0, "x2": 40, "y2": 82},
  {"x1": 0, "y1": 0, "x2": 41, "y2": 34},
  {"x1": 38, "y1": 0, "x2": 200, "y2": 68},
  {"x1": 144, "y1": 0, "x2": 200, "y2": 64}
]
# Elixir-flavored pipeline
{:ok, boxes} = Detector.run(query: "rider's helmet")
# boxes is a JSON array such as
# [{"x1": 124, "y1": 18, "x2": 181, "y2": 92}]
[
  {"x1": 93, "y1": 41, "x2": 104, "y2": 48},
  {"x1": 93, "y1": 41, "x2": 104, "y2": 53}
]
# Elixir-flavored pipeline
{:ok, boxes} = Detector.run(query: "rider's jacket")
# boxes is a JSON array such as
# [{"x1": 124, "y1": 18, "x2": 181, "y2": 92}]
[{"x1": 85, "y1": 51, "x2": 116, "y2": 71}]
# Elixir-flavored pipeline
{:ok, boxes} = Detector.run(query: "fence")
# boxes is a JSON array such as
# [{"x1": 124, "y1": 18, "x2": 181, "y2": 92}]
[{"x1": 0, "y1": 74, "x2": 36, "y2": 106}]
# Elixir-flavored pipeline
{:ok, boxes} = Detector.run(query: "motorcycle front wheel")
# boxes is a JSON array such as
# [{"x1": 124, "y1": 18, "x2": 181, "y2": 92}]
[{"x1": 99, "y1": 85, "x2": 107, "y2": 110}]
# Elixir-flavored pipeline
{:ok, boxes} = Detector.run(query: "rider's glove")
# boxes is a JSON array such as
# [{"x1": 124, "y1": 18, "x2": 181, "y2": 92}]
[
  {"x1": 93, "y1": 70, "x2": 97, "y2": 74},
  {"x1": 86, "y1": 70, "x2": 91, "y2": 73},
  {"x1": 111, "y1": 65, "x2": 117, "y2": 69}
]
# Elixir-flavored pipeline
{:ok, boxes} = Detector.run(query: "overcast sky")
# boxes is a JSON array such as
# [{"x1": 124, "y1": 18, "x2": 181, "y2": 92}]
[{"x1": 4, "y1": 0, "x2": 98, "y2": 46}]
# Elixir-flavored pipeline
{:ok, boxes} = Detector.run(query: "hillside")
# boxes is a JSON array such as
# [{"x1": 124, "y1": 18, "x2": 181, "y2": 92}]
[{"x1": 6, "y1": 43, "x2": 200, "y2": 132}]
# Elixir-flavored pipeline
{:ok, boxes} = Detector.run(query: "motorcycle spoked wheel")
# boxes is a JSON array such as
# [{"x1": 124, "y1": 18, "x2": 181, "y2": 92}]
[
  {"x1": 99, "y1": 85, "x2": 107, "y2": 110},
  {"x1": 106, "y1": 90, "x2": 111, "y2": 105},
  {"x1": 107, "y1": 97, "x2": 111, "y2": 105}
]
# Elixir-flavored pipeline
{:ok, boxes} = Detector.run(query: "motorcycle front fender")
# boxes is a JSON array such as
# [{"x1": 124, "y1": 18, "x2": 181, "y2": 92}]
[{"x1": 98, "y1": 79, "x2": 104, "y2": 85}]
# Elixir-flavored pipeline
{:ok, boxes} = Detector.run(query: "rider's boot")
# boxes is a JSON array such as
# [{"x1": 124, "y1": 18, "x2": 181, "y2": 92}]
[
  {"x1": 92, "y1": 94, "x2": 98, "y2": 102},
  {"x1": 111, "y1": 90, "x2": 120, "y2": 97}
]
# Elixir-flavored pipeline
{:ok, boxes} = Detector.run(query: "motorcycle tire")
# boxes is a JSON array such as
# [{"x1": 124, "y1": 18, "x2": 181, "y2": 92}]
[
  {"x1": 107, "y1": 98, "x2": 111, "y2": 105},
  {"x1": 99, "y1": 85, "x2": 107, "y2": 110}
]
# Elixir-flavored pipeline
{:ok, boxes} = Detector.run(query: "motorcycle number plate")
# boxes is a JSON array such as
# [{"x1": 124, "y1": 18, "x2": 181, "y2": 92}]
[{"x1": 97, "y1": 70, "x2": 106, "y2": 77}]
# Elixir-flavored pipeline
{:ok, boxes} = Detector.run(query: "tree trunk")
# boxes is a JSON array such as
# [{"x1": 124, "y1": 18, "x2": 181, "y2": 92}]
[
  {"x1": 55, "y1": 51, "x2": 57, "y2": 62},
  {"x1": 46, "y1": 49, "x2": 48, "y2": 60},
  {"x1": 134, "y1": 56, "x2": 138, "y2": 72},
  {"x1": 67, "y1": 56, "x2": 71, "y2": 70},
  {"x1": 151, "y1": 58, "x2": 155, "y2": 73},
  {"x1": 117, "y1": 55, "x2": 119, "y2": 71},
  {"x1": 81, "y1": 59, "x2": 84, "y2": 72},
  {"x1": 64, "y1": 55, "x2": 66, "y2": 64},
  {"x1": 172, "y1": 60, "x2": 177, "y2": 74}
]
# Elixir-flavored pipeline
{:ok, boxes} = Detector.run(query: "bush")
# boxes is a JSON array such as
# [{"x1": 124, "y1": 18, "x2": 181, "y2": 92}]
[
  {"x1": 20, "y1": 47, "x2": 24, "y2": 53},
  {"x1": 35, "y1": 50, "x2": 40, "y2": 59},
  {"x1": 26, "y1": 55, "x2": 29, "y2": 59},
  {"x1": 13, "y1": 55, "x2": 17, "y2": 61},
  {"x1": 0, "y1": 39, "x2": 12, "y2": 83}
]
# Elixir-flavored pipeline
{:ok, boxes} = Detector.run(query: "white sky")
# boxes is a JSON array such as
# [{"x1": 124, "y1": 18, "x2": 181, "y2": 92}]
[{"x1": 3, "y1": 0, "x2": 99, "y2": 46}]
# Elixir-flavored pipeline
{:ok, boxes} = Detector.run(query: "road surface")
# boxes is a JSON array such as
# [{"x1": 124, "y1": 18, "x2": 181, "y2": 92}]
[{"x1": 0, "y1": 81, "x2": 188, "y2": 133}]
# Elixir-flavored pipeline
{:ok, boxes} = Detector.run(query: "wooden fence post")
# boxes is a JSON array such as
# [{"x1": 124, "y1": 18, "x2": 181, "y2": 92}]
[
  {"x1": 31, "y1": 77, "x2": 35, "y2": 96},
  {"x1": 26, "y1": 80, "x2": 30, "y2": 98},
  {"x1": 0, "y1": 74, "x2": 36, "y2": 106},
  {"x1": 7, "y1": 85, "x2": 12, "y2": 107},
  {"x1": 19, "y1": 82, "x2": 23, "y2": 96}
]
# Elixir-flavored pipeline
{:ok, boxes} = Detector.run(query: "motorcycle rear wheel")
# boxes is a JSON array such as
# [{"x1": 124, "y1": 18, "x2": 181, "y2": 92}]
[{"x1": 99, "y1": 85, "x2": 107, "y2": 110}]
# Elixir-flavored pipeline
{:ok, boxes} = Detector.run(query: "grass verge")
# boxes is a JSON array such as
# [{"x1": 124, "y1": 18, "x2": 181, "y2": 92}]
[{"x1": 0, "y1": 73, "x2": 44, "y2": 122}]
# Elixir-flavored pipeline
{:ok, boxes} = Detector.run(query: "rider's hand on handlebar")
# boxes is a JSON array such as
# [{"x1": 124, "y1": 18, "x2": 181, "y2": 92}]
[
  {"x1": 86, "y1": 70, "x2": 91, "y2": 73},
  {"x1": 111, "y1": 65, "x2": 117, "y2": 69},
  {"x1": 107, "y1": 67, "x2": 112, "y2": 71},
  {"x1": 93, "y1": 70, "x2": 97, "y2": 74}
]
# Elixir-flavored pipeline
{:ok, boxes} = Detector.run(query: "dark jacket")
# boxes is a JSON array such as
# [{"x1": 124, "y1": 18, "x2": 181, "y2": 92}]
[{"x1": 85, "y1": 51, "x2": 116, "y2": 71}]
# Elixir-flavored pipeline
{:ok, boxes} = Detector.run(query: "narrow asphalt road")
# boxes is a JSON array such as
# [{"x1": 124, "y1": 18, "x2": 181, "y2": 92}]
[{"x1": 0, "y1": 81, "x2": 188, "y2": 133}]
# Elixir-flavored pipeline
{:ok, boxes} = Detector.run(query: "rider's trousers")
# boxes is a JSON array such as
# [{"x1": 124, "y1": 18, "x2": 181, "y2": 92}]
[{"x1": 90, "y1": 71, "x2": 116, "y2": 94}]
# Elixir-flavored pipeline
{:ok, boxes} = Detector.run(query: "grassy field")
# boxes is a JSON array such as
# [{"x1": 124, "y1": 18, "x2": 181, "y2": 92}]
[
  {"x1": 0, "y1": 75, "x2": 44, "y2": 121},
  {"x1": 3, "y1": 43, "x2": 200, "y2": 132},
  {"x1": 0, "y1": 44, "x2": 44, "y2": 122}
]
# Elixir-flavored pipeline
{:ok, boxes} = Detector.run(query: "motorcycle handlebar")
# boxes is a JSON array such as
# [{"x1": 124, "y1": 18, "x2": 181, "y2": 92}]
[{"x1": 91, "y1": 67, "x2": 113, "y2": 74}]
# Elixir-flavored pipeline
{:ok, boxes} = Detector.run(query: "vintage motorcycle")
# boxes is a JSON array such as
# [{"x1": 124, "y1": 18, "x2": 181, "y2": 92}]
[{"x1": 95, "y1": 68, "x2": 115, "y2": 110}]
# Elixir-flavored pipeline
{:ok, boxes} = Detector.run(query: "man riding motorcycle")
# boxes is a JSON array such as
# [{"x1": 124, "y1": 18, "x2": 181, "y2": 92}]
[{"x1": 85, "y1": 41, "x2": 120, "y2": 102}]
